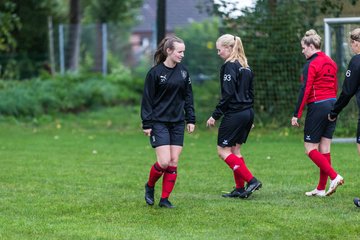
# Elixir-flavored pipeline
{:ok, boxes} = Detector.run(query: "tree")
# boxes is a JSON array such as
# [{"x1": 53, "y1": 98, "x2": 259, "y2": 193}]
[
  {"x1": 2, "y1": 0, "x2": 66, "y2": 79},
  {"x1": 175, "y1": 18, "x2": 221, "y2": 82},
  {"x1": 82, "y1": 0, "x2": 143, "y2": 72},
  {"x1": 204, "y1": 0, "x2": 359, "y2": 124},
  {"x1": 0, "y1": 1, "x2": 21, "y2": 52},
  {"x1": 66, "y1": 0, "x2": 81, "y2": 71}
]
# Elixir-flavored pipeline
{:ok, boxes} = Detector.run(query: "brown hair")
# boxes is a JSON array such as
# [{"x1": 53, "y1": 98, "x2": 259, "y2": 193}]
[
  {"x1": 153, "y1": 36, "x2": 184, "y2": 65},
  {"x1": 302, "y1": 29, "x2": 321, "y2": 49},
  {"x1": 216, "y1": 34, "x2": 248, "y2": 67}
]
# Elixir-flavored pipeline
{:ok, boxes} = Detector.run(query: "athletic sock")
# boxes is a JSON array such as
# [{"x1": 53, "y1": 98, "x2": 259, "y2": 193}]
[
  {"x1": 161, "y1": 166, "x2": 177, "y2": 199},
  {"x1": 147, "y1": 162, "x2": 165, "y2": 188},
  {"x1": 225, "y1": 155, "x2": 245, "y2": 188},
  {"x1": 317, "y1": 153, "x2": 332, "y2": 190},
  {"x1": 308, "y1": 150, "x2": 337, "y2": 180},
  {"x1": 224, "y1": 154, "x2": 253, "y2": 183},
  {"x1": 237, "y1": 157, "x2": 254, "y2": 182},
  {"x1": 234, "y1": 172, "x2": 245, "y2": 189}
]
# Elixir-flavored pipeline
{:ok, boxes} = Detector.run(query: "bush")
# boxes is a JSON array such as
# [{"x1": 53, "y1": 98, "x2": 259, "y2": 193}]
[{"x1": 0, "y1": 70, "x2": 143, "y2": 117}]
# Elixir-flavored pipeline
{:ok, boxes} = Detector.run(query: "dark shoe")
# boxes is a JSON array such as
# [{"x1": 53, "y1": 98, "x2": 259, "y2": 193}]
[
  {"x1": 145, "y1": 183, "x2": 155, "y2": 206},
  {"x1": 240, "y1": 177, "x2": 262, "y2": 198},
  {"x1": 354, "y1": 197, "x2": 360, "y2": 207},
  {"x1": 159, "y1": 198, "x2": 175, "y2": 208},
  {"x1": 222, "y1": 187, "x2": 247, "y2": 198}
]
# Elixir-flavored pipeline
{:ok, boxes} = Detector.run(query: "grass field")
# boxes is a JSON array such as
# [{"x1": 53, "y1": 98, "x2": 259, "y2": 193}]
[{"x1": 1, "y1": 106, "x2": 360, "y2": 239}]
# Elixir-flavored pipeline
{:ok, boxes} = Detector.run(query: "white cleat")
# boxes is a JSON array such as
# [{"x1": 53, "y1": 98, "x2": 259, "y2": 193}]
[
  {"x1": 326, "y1": 175, "x2": 344, "y2": 196},
  {"x1": 305, "y1": 188, "x2": 325, "y2": 197}
]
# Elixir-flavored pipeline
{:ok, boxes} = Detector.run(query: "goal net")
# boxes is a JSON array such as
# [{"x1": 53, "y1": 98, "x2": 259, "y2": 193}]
[{"x1": 324, "y1": 17, "x2": 360, "y2": 137}]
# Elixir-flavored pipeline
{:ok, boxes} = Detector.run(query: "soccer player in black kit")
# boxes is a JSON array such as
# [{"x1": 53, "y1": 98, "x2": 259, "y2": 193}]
[
  {"x1": 328, "y1": 28, "x2": 360, "y2": 207},
  {"x1": 206, "y1": 34, "x2": 262, "y2": 199},
  {"x1": 291, "y1": 29, "x2": 343, "y2": 197},
  {"x1": 141, "y1": 36, "x2": 196, "y2": 208}
]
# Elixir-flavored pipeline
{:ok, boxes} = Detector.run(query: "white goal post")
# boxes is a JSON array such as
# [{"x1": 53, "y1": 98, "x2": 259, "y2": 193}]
[{"x1": 324, "y1": 17, "x2": 360, "y2": 56}]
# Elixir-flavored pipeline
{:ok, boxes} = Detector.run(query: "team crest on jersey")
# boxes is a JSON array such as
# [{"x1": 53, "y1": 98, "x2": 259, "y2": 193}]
[
  {"x1": 181, "y1": 70, "x2": 188, "y2": 80},
  {"x1": 223, "y1": 74, "x2": 231, "y2": 81},
  {"x1": 160, "y1": 75, "x2": 167, "y2": 83}
]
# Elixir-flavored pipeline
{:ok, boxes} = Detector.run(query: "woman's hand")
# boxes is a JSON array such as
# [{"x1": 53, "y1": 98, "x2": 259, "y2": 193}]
[
  {"x1": 291, "y1": 117, "x2": 299, "y2": 127},
  {"x1": 143, "y1": 128, "x2": 152, "y2": 136},
  {"x1": 187, "y1": 123, "x2": 195, "y2": 133},
  {"x1": 206, "y1": 117, "x2": 216, "y2": 127}
]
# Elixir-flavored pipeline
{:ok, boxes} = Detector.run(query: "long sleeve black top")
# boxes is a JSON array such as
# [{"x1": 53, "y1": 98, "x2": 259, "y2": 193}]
[
  {"x1": 141, "y1": 63, "x2": 196, "y2": 129},
  {"x1": 330, "y1": 54, "x2": 360, "y2": 118},
  {"x1": 212, "y1": 60, "x2": 254, "y2": 120}
]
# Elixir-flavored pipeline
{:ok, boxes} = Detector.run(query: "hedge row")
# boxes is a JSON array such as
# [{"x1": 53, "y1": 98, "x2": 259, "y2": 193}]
[{"x1": 0, "y1": 72, "x2": 143, "y2": 117}]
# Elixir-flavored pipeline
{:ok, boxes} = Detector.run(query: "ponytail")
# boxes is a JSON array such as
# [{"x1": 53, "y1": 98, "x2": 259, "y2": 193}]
[{"x1": 216, "y1": 34, "x2": 248, "y2": 67}]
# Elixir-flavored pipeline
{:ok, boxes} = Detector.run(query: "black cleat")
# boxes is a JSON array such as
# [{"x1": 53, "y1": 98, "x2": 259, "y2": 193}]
[
  {"x1": 222, "y1": 187, "x2": 247, "y2": 198},
  {"x1": 159, "y1": 198, "x2": 175, "y2": 208},
  {"x1": 240, "y1": 177, "x2": 262, "y2": 198},
  {"x1": 145, "y1": 183, "x2": 155, "y2": 206},
  {"x1": 354, "y1": 197, "x2": 360, "y2": 207}
]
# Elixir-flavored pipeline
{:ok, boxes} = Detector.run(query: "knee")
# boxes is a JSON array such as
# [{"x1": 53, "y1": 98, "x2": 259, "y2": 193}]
[
  {"x1": 217, "y1": 150, "x2": 228, "y2": 161},
  {"x1": 169, "y1": 157, "x2": 179, "y2": 167},
  {"x1": 157, "y1": 161, "x2": 169, "y2": 169}
]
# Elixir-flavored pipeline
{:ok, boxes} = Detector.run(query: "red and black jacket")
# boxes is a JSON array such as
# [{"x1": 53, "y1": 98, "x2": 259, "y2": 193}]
[{"x1": 294, "y1": 51, "x2": 338, "y2": 119}]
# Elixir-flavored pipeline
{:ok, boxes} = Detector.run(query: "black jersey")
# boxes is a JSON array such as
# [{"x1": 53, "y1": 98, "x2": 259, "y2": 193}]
[
  {"x1": 141, "y1": 63, "x2": 196, "y2": 129},
  {"x1": 212, "y1": 60, "x2": 254, "y2": 120},
  {"x1": 330, "y1": 54, "x2": 360, "y2": 118}
]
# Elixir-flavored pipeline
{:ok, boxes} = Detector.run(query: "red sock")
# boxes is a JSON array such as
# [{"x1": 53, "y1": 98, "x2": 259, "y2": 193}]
[
  {"x1": 147, "y1": 162, "x2": 165, "y2": 188},
  {"x1": 234, "y1": 172, "x2": 245, "y2": 189},
  {"x1": 161, "y1": 166, "x2": 177, "y2": 198},
  {"x1": 317, "y1": 153, "x2": 332, "y2": 190},
  {"x1": 224, "y1": 154, "x2": 253, "y2": 182},
  {"x1": 308, "y1": 150, "x2": 337, "y2": 180},
  {"x1": 237, "y1": 157, "x2": 254, "y2": 182}
]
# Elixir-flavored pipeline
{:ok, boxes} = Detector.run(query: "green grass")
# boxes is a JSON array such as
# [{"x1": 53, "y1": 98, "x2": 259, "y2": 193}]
[{"x1": 1, "y1": 106, "x2": 360, "y2": 239}]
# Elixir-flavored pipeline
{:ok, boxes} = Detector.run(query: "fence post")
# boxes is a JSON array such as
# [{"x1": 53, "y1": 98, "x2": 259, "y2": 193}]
[
  {"x1": 48, "y1": 16, "x2": 55, "y2": 74},
  {"x1": 59, "y1": 24, "x2": 65, "y2": 75},
  {"x1": 102, "y1": 23, "x2": 107, "y2": 76}
]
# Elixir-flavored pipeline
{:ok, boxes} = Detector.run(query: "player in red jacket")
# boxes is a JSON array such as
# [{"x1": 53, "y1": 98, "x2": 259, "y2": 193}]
[{"x1": 291, "y1": 29, "x2": 344, "y2": 197}]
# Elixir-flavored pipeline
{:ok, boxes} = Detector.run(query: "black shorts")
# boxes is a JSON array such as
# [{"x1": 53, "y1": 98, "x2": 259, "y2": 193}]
[
  {"x1": 149, "y1": 122, "x2": 185, "y2": 148},
  {"x1": 304, "y1": 99, "x2": 336, "y2": 143},
  {"x1": 217, "y1": 108, "x2": 254, "y2": 147}
]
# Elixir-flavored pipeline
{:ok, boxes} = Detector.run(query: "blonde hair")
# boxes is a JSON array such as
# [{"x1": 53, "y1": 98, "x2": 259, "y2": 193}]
[
  {"x1": 216, "y1": 34, "x2": 249, "y2": 67},
  {"x1": 350, "y1": 28, "x2": 360, "y2": 41},
  {"x1": 154, "y1": 36, "x2": 184, "y2": 65},
  {"x1": 302, "y1": 29, "x2": 321, "y2": 49}
]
